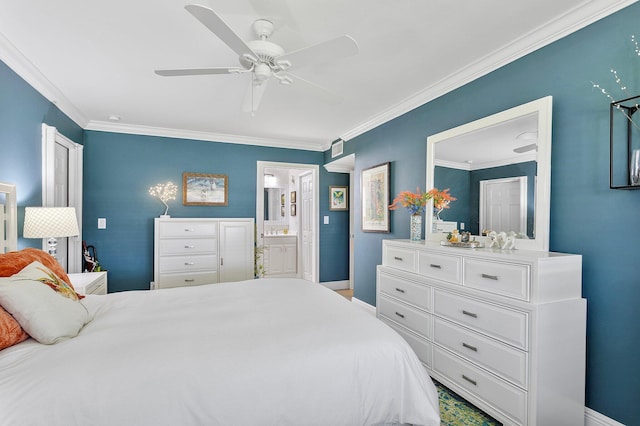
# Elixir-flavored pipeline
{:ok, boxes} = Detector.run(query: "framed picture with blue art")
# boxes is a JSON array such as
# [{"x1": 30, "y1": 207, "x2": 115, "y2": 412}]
[
  {"x1": 183, "y1": 172, "x2": 228, "y2": 206},
  {"x1": 361, "y1": 162, "x2": 390, "y2": 232},
  {"x1": 329, "y1": 185, "x2": 348, "y2": 211}
]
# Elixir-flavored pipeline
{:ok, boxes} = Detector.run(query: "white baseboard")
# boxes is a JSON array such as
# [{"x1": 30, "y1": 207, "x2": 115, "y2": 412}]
[
  {"x1": 352, "y1": 297, "x2": 376, "y2": 316},
  {"x1": 320, "y1": 280, "x2": 350, "y2": 291},
  {"x1": 585, "y1": 408, "x2": 625, "y2": 426}
]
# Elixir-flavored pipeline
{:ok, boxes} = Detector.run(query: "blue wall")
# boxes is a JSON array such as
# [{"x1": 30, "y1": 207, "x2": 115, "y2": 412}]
[
  {"x1": 82, "y1": 131, "x2": 349, "y2": 292},
  {"x1": 332, "y1": 3, "x2": 639, "y2": 423}
]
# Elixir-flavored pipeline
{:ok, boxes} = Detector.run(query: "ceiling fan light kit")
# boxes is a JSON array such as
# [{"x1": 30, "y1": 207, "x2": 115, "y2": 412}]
[{"x1": 154, "y1": 4, "x2": 359, "y2": 114}]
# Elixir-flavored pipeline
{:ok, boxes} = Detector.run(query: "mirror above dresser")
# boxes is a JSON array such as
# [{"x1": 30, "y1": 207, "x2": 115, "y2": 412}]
[{"x1": 426, "y1": 96, "x2": 553, "y2": 252}]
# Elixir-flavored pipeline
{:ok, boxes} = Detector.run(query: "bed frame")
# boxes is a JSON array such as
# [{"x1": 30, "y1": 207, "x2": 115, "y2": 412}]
[{"x1": 0, "y1": 182, "x2": 17, "y2": 253}]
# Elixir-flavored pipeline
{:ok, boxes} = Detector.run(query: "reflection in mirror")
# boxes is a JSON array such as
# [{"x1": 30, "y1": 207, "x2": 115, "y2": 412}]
[
  {"x1": 264, "y1": 188, "x2": 285, "y2": 221},
  {"x1": 426, "y1": 96, "x2": 552, "y2": 251}
]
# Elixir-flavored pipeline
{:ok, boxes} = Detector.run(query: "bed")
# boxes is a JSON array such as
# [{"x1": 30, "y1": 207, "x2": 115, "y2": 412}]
[{"x1": 0, "y1": 278, "x2": 440, "y2": 425}]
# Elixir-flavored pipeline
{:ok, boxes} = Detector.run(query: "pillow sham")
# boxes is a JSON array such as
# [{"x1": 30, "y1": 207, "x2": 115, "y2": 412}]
[
  {"x1": 0, "y1": 261, "x2": 91, "y2": 344},
  {"x1": 0, "y1": 248, "x2": 81, "y2": 299},
  {"x1": 0, "y1": 306, "x2": 28, "y2": 350}
]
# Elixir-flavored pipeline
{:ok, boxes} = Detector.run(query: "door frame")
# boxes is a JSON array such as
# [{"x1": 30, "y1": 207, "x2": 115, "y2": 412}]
[
  {"x1": 42, "y1": 124, "x2": 83, "y2": 272},
  {"x1": 256, "y1": 161, "x2": 319, "y2": 283}
]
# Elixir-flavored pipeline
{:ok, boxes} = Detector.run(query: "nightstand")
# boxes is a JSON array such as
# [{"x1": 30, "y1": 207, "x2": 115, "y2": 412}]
[{"x1": 68, "y1": 271, "x2": 108, "y2": 295}]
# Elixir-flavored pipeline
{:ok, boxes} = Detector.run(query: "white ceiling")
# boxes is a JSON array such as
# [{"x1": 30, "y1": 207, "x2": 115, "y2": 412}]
[{"x1": 0, "y1": 0, "x2": 634, "y2": 152}]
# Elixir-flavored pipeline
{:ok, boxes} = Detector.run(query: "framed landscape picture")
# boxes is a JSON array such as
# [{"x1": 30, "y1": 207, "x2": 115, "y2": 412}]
[
  {"x1": 329, "y1": 186, "x2": 348, "y2": 211},
  {"x1": 361, "y1": 162, "x2": 390, "y2": 232},
  {"x1": 183, "y1": 172, "x2": 228, "y2": 206}
]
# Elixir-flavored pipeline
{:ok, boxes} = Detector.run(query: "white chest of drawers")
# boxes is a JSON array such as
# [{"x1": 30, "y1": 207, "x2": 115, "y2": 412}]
[
  {"x1": 376, "y1": 239, "x2": 586, "y2": 426},
  {"x1": 154, "y1": 218, "x2": 254, "y2": 289}
]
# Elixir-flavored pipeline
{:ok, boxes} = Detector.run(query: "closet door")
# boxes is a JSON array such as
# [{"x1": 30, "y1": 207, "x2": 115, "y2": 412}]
[{"x1": 219, "y1": 220, "x2": 254, "y2": 282}]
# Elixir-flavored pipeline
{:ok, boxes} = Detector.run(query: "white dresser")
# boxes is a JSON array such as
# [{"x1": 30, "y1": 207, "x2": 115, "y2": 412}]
[
  {"x1": 376, "y1": 239, "x2": 586, "y2": 426},
  {"x1": 154, "y1": 218, "x2": 254, "y2": 290}
]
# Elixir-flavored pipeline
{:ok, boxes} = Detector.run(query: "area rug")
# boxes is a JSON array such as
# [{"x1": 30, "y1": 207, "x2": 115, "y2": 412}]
[{"x1": 436, "y1": 381, "x2": 502, "y2": 426}]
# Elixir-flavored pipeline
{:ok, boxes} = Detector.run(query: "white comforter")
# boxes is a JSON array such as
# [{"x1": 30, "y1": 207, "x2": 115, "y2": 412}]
[{"x1": 0, "y1": 278, "x2": 440, "y2": 426}]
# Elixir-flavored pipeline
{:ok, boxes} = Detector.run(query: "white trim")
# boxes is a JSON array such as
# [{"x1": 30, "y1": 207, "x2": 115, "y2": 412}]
[
  {"x1": 339, "y1": 0, "x2": 635, "y2": 145},
  {"x1": 585, "y1": 408, "x2": 626, "y2": 426},
  {"x1": 351, "y1": 297, "x2": 376, "y2": 316},
  {"x1": 324, "y1": 153, "x2": 355, "y2": 173},
  {"x1": 320, "y1": 280, "x2": 349, "y2": 291},
  {"x1": 85, "y1": 120, "x2": 327, "y2": 152}
]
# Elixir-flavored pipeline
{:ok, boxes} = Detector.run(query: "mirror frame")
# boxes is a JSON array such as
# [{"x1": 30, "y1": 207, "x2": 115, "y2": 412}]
[{"x1": 426, "y1": 96, "x2": 553, "y2": 252}]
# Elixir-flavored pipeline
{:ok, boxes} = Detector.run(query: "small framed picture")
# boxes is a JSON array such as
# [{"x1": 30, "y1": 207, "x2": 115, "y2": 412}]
[
  {"x1": 291, "y1": 203, "x2": 297, "y2": 216},
  {"x1": 290, "y1": 191, "x2": 296, "y2": 203},
  {"x1": 329, "y1": 185, "x2": 348, "y2": 211},
  {"x1": 281, "y1": 193, "x2": 285, "y2": 206},
  {"x1": 183, "y1": 172, "x2": 228, "y2": 206}
]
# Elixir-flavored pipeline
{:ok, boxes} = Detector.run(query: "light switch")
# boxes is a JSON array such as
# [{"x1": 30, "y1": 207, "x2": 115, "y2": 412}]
[
  {"x1": 98, "y1": 218, "x2": 107, "y2": 229},
  {"x1": 461, "y1": 223, "x2": 465, "y2": 230},
  {"x1": 324, "y1": 215, "x2": 329, "y2": 224}
]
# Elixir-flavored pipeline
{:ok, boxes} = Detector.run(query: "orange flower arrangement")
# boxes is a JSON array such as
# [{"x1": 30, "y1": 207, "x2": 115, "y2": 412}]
[{"x1": 389, "y1": 187, "x2": 456, "y2": 215}]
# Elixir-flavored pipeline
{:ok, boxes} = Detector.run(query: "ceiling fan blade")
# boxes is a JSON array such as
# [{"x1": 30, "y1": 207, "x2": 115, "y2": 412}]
[
  {"x1": 513, "y1": 143, "x2": 537, "y2": 153},
  {"x1": 155, "y1": 67, "x2": 244, "y2": 77},
  {"x1": 284, "y1": 72, "x2": 343, "y2": 105},
  {"x1": 185, "y1": 4, "x2": 257, "y2": 61},
  {"x1": 278, "y1": 35, "x2": 358, "y2": 71},
  {"x1": 242, "y1": 77, "x2": 270, "y2": 114}
]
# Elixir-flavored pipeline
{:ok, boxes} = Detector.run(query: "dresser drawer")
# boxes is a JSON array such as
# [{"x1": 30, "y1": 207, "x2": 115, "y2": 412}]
[
  {"x1": 157, "y1": 271, "x2": 218, "y2": 289},
  {"x1": 418, "y1": 251, "x2": 461, "y2": 284},
  {"x1": 434, "y1": 318, "x2": 528, "y2": 388},
  {"x1": 383, "y1": 245, "x2": 417, "y2": 273},
  {"x1": 434, "y1": 290, "x2": 528, "y2": 350},
  {"x1": 464, "y1": 259, "x2": 530, "y2": 301},
  {"x1": 158, "y1": 221, "x2": 218, "y2": 238},
  {"x1": 433, "y1": 347, "x2": 526, "y2": 425},
  {"x1": 378, "y1": 295, "x2": 432, "y2": 340},
  {"x1": 381, "y1": 318, "x2": 433, "y2": 368},
  {"x1": 158, "y1": 254, "x2": 218, "y2": 273},
  {"x1": 158, "y1": 238, "x2": 217, "y2": 255},
  {"x1": 378, "y1": 271, "x2": 431, "y2": 311}
]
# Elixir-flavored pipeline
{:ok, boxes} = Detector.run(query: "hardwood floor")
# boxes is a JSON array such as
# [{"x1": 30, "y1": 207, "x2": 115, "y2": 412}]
[{"x1": 335, "y1": 289, "x2": 353, "y2": 301}]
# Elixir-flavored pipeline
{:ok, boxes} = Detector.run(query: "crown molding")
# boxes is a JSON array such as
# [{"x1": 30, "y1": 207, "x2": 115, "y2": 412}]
[
  {"x1": 85, "y1": 120, "x2": 327, "y2": 151},
  {"x1": 340, "y1": 0, "x2": 637, "y2": 143},
  {"x1": 0, "y1": 31, "x2": 88, "y2": 128}
]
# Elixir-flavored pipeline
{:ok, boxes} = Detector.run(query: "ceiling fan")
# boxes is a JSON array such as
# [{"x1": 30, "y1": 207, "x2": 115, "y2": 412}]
[{"x1": 155, "y1": 4, "x2": 359, "y2": 114}]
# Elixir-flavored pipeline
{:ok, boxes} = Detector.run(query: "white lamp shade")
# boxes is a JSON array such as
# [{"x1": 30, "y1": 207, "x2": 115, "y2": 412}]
[{"x1": 23, "y1": 207, "x2": 79, "y2": 238}]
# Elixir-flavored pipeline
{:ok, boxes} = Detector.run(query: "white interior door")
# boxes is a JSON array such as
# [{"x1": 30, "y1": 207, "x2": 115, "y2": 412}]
[
  {"x1": 480, "y1": 177, "x2": 527, "y2": 234},
  {"x1": 42, "y1": 124, "x2": 83, "y2": 272},
  {"x1": 300, "y1": 172, "x2": 313, "y2": 281}
]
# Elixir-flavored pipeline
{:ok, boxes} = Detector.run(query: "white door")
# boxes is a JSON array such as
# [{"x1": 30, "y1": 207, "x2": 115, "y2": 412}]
[
  {"x1": 219, "y1": 220, "x2": 254, "y2": 282},
  {"x1": 42, "y1": 124, "x2": 83, "y2": 273},
  {"x1": 300, "y1": 172, "x2": 313, "y2": 281},
  {"x1": 480, "y1": 177, "x2": 527, "y2": 234}
]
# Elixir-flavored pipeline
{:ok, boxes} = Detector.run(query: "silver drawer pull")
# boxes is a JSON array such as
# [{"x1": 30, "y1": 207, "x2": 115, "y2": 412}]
[
  {"x1": 462, "y1": 342, "x2": 478, "y2": 352},
  {"x1": 184, "y1": 228, "x2": 194, "y2": 232},
  {"x1": 462, "y1": 375, "x2": 477, "y2": 386},
  {"x1": 393, "y1": 256, "x2": 403, "y2": 261},
  {"x1": 395, "y1": 312, "x2": 405, "y2": 319},
  {"x1": 395, "y1": 287, "x2": 406, "y2": 293},
  {"x1": 481, "y1": 273, "x2": 499, "y2": 280},
  {"x1": 430, "y1": 264, "x2": 442, "y2": 269},
  {"x1": 462, "y1": 310, "x2": 478, "y2": 318},
  {"x1": 184, "y1": 262, "x2": 195, "y2": 266},
  {"x1": 184, "y1": 279, "x2": 195, "y2": 282},
  {"x1": 184, "y1": 245, "x2": 195, "y2": 249}
]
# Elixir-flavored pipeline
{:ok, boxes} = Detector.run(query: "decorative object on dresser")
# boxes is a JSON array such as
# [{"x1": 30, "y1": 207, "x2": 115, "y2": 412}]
[
  {"x1": 153, "y1": 217, "x2": 254, "y2": 289},
  {"x1": 376, "y1": 239, "x2": 586, "y2": 425},
  {"x1": 361, "y1": 162, "x2": 390, "y2": 232},
  {"x1": 182, "y1": 172, "x2": 228, "y2": 206},
  {"x1": 389, "y1": 187, "x2": 455, "y2": 241},
  {"x1": 23, "y1": 207, "x2": 80, "y2": 258},
  {"x1": 148, "y1": 181, "x2": 178, "y2": 217},
  {"x1": 329, "y1": 185, "x2": 348, "y2": 211},
  {"x1": 67, "y1": 271, "x2": 108, "y2": 295}
]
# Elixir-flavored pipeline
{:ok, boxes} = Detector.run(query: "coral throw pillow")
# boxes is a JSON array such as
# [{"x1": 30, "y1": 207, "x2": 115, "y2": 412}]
[
  {"x1": 0, "y1": 248, "x2": 82, "y2": 299},
  {"x1": 0, "y1": 306, "x2": 28, "y2": 350}
]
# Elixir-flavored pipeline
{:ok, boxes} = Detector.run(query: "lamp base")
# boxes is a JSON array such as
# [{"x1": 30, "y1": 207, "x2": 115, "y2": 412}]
[{"x1": 47, "y1": 237, "x2": 58, "y2": 259}]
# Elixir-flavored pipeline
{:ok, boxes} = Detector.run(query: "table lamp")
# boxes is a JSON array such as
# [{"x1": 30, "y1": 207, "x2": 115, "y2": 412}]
[{"x1": 23, "y1": 207, "x2": 79, "y2": 258}]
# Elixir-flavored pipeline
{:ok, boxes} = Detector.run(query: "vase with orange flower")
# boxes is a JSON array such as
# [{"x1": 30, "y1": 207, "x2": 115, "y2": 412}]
[
  {"x1": 389, "y1": 188, "x2": 432, "y2": 241},
  {"x1": 428, "y1": 188, "x2": 456, "y2": 221}
]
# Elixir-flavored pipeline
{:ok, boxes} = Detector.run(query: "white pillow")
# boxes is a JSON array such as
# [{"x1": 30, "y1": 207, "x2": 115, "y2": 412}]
[{"x1": 0, "y1": 261, "x2": 91, "y2": 344}]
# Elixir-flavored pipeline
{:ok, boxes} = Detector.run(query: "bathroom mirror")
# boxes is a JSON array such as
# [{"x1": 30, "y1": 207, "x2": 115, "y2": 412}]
[
  {"x1": 426, "y1": 96, "x2": 552, "y2": 251},
  {"x1": 264, "y1": 188, "x2": 285, "y2": 221}
]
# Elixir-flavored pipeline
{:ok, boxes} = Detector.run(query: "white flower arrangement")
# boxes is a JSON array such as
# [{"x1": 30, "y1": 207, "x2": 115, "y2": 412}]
[{"x1": 149, "y1": 182, "x2": 178, "y2": 216}]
